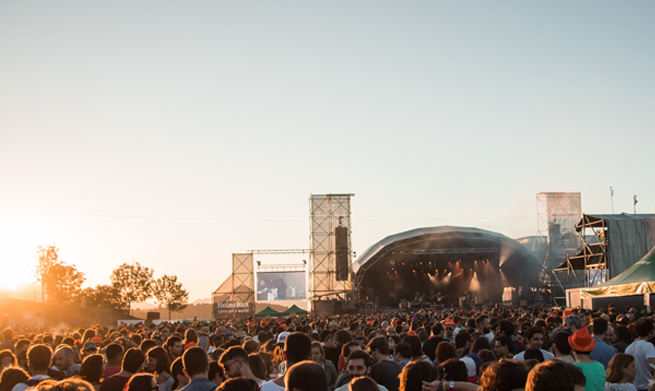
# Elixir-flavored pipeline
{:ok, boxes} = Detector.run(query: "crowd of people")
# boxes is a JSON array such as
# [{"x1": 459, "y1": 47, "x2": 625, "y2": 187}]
[{"x1": 0, "y1": 304, "x2": 654, "y2": 391}]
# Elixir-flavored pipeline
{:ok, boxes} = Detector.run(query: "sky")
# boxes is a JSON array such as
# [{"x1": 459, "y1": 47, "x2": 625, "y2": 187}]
[{"x1": 1, "y1": 1, "x2": 654, "y2": 302}]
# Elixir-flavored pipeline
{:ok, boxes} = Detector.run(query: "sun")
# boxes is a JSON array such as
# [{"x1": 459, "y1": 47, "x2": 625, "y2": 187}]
[{"x1": 0, "y1": 214, "x2": 46, "y2": 291}]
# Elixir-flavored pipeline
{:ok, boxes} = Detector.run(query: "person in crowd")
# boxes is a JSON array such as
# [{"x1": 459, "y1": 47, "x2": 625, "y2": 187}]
[
  {"x1": 402, "y1": 335, "x2": 429, "y2": 363},
  {"x1": 1, "y1": 329, "x2": 15, "y2": 353},
  {"x1": 367, "y1": 337, "x2": 401, "y2": 391},
  {"x1": 605, "y1": 353, "x2": 638, "y2": 391},
  {"x1": 349, "y1": 376, "x2": 379, "y2": 391},
  {"x1": 77, "y1": 354, "x2": 104, "y2": 391},
  {"x1": 124, "y1": 374, "x2": 157, "y2": 391},
  {"x1": 513, "y1": 327, "x2": 554, "y2": 361},
  {"x1": 206, "y1": 362, "x2": 224, "y2": 388},
  {"x1": 398, "y1": 360, "x2": 437, "y2": 391},
  {"x1": 0, "y1": 367, "x2": 29, "y2": 391},
  {"x1": 53, "y1": 345, "x2": 80, "y2": 378},
  {"x1": 171, "y1": 357, "x2": 190, "y2": 391},
  {"x1": 614, "y1": 326, "x2": 633, "y2": 354},
  {"x1": 166, "y1": 337, "x2": 184, "y2": 364},
  {"x1": 81, "y1": 342, "x2": 98, "y2": 359},
  {"x1": 590, "y1": 318, "x2": 616, "y2": 369},
  {"x1": 1, "y1": 349, "x2": 17, "y2": 374},
  {"x1": 475, "y1": 316, "x2": 494, "y2": 343},
  {"x1": 569, "y1": 328, "x2": 605, "y2": 391},
  {"x1": 310, "y1": 342, "x2": 338, "y2": 391},
  {"x1": 147, "y1": 346, "x2": 173, "y2": 391},
  {"x1": 436, "y1": 359, "x2": 468, "y2": 382},
  {"x1": 99, "y1": 348, "x2": 145, "y2": 391},
  {"x1": 260, "y1": 333, "x2": 312, "y2": 391},
  {"x1": 393, "y1": 342, "x2": 412, "y2": 369},
  {"x1": 422, "y1": 323, "x2": 448, "y2": 362},
  {"x1": 12, "y1": 345, "x2": 53, "y2": 391},
  {"x1": 492, "y1": 336, "x2": 513, "y2": 360},
  {"x1": 564, "y1": 315, "x2": 582, "y2": 335},
  {"x1": 625, "y1": 318, "x2": 655, "y2": 391},
  {"x1": 246, "y1": 354, "x2": 267, "y2": 383},
  {"x1": 334, "y1": 350, "x2": 388, "y2": 391},
  {"x1": 443, "y1": 319, "x2": 456, "y2": 343},
  {"x1": 285, "y1": 360, "x2": 328, "y2": 391},
  {"x1": 218, "y1": 346, "x2": 264, "y2": 385},
  {"x1": 523, "y1": 348, "x2": 544, "y2": 363},
  {"x1": 478, "y1": 359, "x2": 529, "y2": 391},
  {"x1": 103, "y1": 343, "x2": 124, "y2": 379},
  {"x1": 215, "y1": 378, "x2": 258, "y2": 391},
  {"x1": 551, "y1": 331, "x2": 574, "y2": 363},
  {"x1": 180, "y1": 346, "x2": 216, "y2": 391},
  {"x1": 526, "y1": 360, "x2": 586, "y2": 391}
]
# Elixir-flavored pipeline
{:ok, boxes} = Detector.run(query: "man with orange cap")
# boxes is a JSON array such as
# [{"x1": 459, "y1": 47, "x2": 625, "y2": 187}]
[{"x1": 569, "y1": 328, "x2": 605, "y2": 391}]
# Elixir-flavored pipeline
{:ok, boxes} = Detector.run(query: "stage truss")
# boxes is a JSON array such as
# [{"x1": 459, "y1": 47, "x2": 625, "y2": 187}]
[
  {"x1": 212, "y1": 253, "x2": 255, "y2": 319},
  {"x1": 309, "y1": 194, "x2": 354, "y2": 307},
  {"x1": 535, "y1": 193, "x2": 582, "y2": 298}
]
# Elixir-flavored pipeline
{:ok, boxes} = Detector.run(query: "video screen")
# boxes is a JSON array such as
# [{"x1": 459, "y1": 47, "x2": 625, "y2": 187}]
[{"x1": 256, "y1": 272, "x2": 306, "y2": 301}]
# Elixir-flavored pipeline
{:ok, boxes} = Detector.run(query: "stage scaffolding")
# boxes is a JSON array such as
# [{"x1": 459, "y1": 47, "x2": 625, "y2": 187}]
[
  {"x1": 556, "y1": 213, "x2": 655, "y2": 289},
  {"x1": 309, "y1": 194, "x2": 354, "y2": 310},
  {"x1": 212, "y1": 253, "x2": 255, "y2": 319},
  {"x1": 533, "y1": 192, "x2": 582, "y2": 305}
]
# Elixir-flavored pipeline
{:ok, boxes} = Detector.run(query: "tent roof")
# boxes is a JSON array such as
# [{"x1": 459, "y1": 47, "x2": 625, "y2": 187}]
[
  {"x1": 282, "y1": 304, "x2": 307, "y2": 315},
  {"x1": 255, "y1": 306, "x2": 280, "y2": 317},
  {"x1": 593, "y1": 246, "x2": 655, "y2": 287}
]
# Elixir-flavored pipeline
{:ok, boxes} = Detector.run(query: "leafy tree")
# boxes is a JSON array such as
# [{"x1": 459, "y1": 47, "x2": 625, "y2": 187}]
[
  {"x1": 34, "y1": 245, "x2": 59, "y2": 302},
  {"x1": 110, "y1": 262, "x2": 154, "y2": 314},
  {"x1": 77, "y1": 285, "x2": 126, "y2": 311},
  {"x1": 153, "y1": 274, "x2": 189, "y2": 320},
  {"x1": 34, "y1": 245, "x2": 85, "y2": 304}
]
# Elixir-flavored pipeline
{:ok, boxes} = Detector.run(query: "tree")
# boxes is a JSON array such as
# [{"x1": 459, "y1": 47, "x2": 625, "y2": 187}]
[
  {"x1": 110, "y1": 262, "x2": 154, "y2": 314},
  {"x1": 77, "y1": 285, "x2": 126, "y2": 311},
  {"x1": 34, "y1": 245, "x2": 59, "y2": 302},
  {"x1": 34, "y1": 245, "x2": 85, "y2": 304},
  {"x1": 153, "y1": 274, "x2": 189, "y2": 320}
]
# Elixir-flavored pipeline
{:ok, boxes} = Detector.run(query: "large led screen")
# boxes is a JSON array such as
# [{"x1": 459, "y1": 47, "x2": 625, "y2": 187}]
[{"x1": 256, "y1": 272, "x2": 306, "y2": 301}]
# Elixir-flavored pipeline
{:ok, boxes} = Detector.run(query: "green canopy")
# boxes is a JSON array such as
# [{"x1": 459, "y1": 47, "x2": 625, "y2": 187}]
[
  {"x1": 282, "y1": 305, "x2": 308, "y2": 317},
  {"x1": 582, "y1": 246, "x2": 655, "y2": 298},
  {"x1": 255, "y1": 306, "x2": 280, "y2": 318}
]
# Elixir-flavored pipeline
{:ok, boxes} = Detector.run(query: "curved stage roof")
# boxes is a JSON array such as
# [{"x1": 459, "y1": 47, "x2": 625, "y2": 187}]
[{"x1": 353, "y1": 226, "x2": 542, "y2": 306}]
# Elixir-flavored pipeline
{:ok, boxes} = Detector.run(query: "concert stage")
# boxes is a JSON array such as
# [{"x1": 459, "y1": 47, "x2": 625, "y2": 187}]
[{"x1": 352, "y1": 226, "x2": 542, "y2": 308}]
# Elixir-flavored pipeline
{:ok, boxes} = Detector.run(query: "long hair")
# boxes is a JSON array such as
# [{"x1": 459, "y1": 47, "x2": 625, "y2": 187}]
[
  {"x1": 147, "y1": 346, "x2": 171, "y2": 376},
  {"x1": 606, "y1": 353, "x2": 635, "y2": 383},
  {"x1": 247, "y1": 353, "x2": 267, "y2": 380},
  {"x1": 399, "y1": 360, "x2": 438, "y2": 391},
  {"x1": 78, "y1": 354, "x2": 104, "y2": 384}
]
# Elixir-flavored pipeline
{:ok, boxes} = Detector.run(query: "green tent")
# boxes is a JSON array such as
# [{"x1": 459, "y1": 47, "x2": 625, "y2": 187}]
[
  {"x1": 282, "y1": 304, "x2": 308, "y2": 317},
  {"x1": 255, "y1": 306, "x2": 280, "y2": 318},
  {"x1": 582, "y1": 246, "x2": 655, "y2": 298}
]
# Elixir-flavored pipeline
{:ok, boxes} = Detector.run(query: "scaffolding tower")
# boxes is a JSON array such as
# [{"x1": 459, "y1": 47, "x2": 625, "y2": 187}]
[
  {"x1": 534, "y1": 192, "x2": 582, "y2": 304},
  {"x1": 309, "y1": 194, "x2": 354, "y2": 309}
]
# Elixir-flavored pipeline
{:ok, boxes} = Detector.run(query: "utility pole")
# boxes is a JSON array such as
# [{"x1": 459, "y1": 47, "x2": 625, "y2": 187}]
[
  {"x1": 610, "y1": 187, "x2": 614, "y2": 214},
  {"x1": 633, "y1": 195, "x2": 638, "y2": 214}
]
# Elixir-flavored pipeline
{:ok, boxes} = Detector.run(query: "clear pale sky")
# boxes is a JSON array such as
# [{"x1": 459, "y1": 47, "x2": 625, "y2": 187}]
[{"x1": 1, "y1": 1, "x2": 653, "y2": 301}]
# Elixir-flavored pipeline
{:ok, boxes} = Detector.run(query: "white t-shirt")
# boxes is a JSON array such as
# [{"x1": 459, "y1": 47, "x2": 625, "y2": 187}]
[
  {"x1": 259, "y1": 380, "x2": 285, "y2": 391},
  {"x1": 625, "y1": 339, "x2": 655, "y2": 390},
  {"x1": 513, "y1": 349, "x2": 555, "y2": 361}
]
